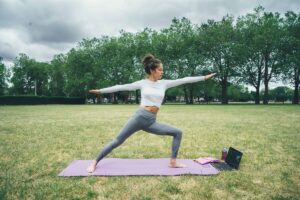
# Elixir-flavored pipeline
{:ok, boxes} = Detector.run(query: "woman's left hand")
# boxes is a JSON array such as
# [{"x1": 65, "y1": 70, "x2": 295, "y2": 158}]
[
  {"x1": 205, "y1": 73, "x2": 216, "y2": 80},
  {"x1": 89, "y1": 90, "x2": 101, "y2": 94}
]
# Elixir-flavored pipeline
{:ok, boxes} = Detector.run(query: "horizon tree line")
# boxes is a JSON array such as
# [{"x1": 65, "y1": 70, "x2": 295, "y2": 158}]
[{"x1": 0, "y1": 7, "x2": 299, "y2": 104}]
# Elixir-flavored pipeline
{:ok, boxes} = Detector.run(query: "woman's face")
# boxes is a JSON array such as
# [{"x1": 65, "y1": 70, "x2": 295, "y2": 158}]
[{"x1": 151, "y1": 63, "x2": 164, "y2": 80}]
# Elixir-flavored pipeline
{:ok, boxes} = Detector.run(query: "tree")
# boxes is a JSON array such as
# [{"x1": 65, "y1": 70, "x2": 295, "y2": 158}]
[
  {"x1": 227, "y1": 84, "x2": 251, "y2": 102},
  {"x1": 237, "y1": 7, "x2": 265, "y2": 104},
  {"x1": 237, "y1": 7, "x2": 285, "y2": 104},
  {"x1": 269, "y1": 86, "x2": 293, "y2": 103},
  {"x1": 97, "y1": 36, "x2": 134, "y2": 103},
  {"x1": 64, "y1": 39, "x2": 99, "y2": 98},
  {"x1": 11, "y1": 53, "x2": 35, "y2": 95},
  {"x1": 200, "y1": 16, "x2": 240, "y2": 104},
  {"x1": 259, "y1": 11, "x2": 284, "y2": 104},
  {"x1": 27, "y1": 61, "x2": 49, "y2": 96},
  {"x1": 280, "y1": 11, "x2": 300, "y2": 104},
  {"x1": 194, "y1": 78, "x2": 220, "y2": 103},
  {"x1": 0, "y1": 57, "x2": 7, "y2": 95},
  {"x1": 49, "y1": 54, "x2": 67, "y2": 96},
  {"x1": 162, "y1": 17, "x2": 207, "y2": 104}
]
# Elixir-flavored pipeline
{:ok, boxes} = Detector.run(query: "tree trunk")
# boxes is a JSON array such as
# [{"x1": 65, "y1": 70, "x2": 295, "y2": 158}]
[
  {"x1": 135, "y1": 90, "x2": 139, "y2": 104},
  {"x1": 221, "y1": 79, "x2": 228, "y2": 104},
  {"x1": 96, "y1": 95, "x2": 101, "y2": 104},
  {"x1": 183, "y1": 86, "x2": 189, "y2": 104},
  {"x1": 113, "y1": 93, "x2": 118, "y2": 104},
  {"x1": 255, "y1": 64, "x2": 262, "y2": 104},
  {"x1": 34, "y1": 80, "x2": 37, "y2": 96},
  {"x1": 293, "y1": 66, "x2": 299, "y2": 104},
  {"x1": 263, "y1": 78, "x2": 269, "y2": 104},
  {"x1": 189, "y1": 85, "x2": 194, "y2": 104},
  {"x1": 124, "y1": 94, "x2": 129, "y2": 104},
  {"x1": 263, "y1": 54, "x2": 269, "y2": 104},
  {"x1": 255, "y1": 86, "x2": 260, "y2": 104}
]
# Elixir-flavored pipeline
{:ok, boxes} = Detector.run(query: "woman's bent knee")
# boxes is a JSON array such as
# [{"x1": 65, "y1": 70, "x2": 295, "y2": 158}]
[{"x1": 175, "y1": 129, "x2": 182, "y2": 138}]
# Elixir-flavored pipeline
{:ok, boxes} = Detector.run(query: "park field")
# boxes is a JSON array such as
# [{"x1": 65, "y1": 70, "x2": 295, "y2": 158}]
[{"x1": 0, "y1": 105, "x2": 299, "y2": 200}]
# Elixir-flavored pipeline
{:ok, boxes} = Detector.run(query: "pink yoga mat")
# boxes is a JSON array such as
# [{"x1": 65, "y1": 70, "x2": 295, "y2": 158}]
[{"x1": 58, "y1": 158, "x2": 219, "y2": 176}]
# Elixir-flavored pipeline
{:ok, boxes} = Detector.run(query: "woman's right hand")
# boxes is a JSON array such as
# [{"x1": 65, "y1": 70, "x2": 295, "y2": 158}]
[
  {"x1": 89, "y1": 90, "x2": 101, "y2": 94},
  {"x1": 204, "y1": 73, "x2": 216, "y2": 80}
]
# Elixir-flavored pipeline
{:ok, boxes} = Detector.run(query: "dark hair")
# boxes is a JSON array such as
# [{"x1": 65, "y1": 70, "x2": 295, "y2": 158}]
[{"x1": 142, "y1": 54, "x2": 161, "y2": 75}]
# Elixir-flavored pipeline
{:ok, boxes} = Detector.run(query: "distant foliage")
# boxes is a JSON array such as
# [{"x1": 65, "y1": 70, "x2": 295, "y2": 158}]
[{"x1": 2, "y1": 7, "x2": 299, "y2": 104}]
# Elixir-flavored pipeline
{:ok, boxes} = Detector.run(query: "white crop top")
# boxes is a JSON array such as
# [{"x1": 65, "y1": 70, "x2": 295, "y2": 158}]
[{"x1": 98, "y1": 76, "x2": 205, "y2": 108}]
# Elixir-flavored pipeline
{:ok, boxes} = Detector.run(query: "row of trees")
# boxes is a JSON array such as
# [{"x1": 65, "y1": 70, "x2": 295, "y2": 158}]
[{"x1": 1, "y1": 7, "x2": 299, "y2": 104}]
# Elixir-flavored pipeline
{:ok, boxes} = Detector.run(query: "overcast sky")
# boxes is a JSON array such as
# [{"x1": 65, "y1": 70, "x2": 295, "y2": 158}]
[{"x1": 1, "y1": 0, "x2": 300, "y2": 66}]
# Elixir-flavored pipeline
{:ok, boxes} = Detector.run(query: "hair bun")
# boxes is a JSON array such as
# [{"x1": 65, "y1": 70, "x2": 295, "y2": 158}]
[
  {"x1": 141, "y1": 53, "x2": 161, "y2": 75},
  {"x1": 142, "y1": 54, "x2": 155, "y2": 67}
]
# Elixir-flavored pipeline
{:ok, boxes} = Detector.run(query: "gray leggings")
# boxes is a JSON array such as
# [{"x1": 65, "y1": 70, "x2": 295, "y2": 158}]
[{"x1": 96, "y1": 107, "x2": 182, "y2": 163}]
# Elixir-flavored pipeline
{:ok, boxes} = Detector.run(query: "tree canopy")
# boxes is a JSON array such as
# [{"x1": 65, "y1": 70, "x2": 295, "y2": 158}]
[{"x1": 1, "y1": 7, "x2": 299, "y2": 104}]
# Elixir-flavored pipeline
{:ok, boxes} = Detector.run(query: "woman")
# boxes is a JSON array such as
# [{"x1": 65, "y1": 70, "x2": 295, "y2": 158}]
[{"x1": 87, "y1": 54, "x2": 216, "y2": 173}]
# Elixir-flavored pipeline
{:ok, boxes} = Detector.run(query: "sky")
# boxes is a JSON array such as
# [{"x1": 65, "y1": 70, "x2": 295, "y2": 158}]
[{"x1": 1, "y1": 0, "x2": 300, "y2": 69}]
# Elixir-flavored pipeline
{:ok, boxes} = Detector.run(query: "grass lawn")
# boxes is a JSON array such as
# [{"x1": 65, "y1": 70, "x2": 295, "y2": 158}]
[{"x1": 0, "y1": 104, "x2": 299, "y2": 200}]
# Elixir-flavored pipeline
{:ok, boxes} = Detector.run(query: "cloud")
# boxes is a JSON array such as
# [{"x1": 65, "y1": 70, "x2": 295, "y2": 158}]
[
  {"x1": 0, "y1": 29, "x2": 23, "y2": 61},
  {"x1": 0, "y1": 0, "x2": 300, "y2": 64},
  {"x1": 28, "y1": 21, "x2": 83, "y2": 43},
  {"x1": 0, "y1": 0, "x2": 84, "y2": 43},
  {"x1": 0, "y1": 41, "x2": 16, "y2": 61}
]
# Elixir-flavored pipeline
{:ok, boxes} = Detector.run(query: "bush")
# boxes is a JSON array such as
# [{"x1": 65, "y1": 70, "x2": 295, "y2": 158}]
[{"x1": 0, "y1": 96, "x2": 85, "y2": 105}]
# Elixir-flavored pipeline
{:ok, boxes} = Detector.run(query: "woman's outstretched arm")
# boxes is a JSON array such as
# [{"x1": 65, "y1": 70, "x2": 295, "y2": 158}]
[
  {"x1": 89, "y1": 80, "x2": 142, "y2": 94},
  {"x1": 165, "y1": 73, "x2": 216, "y2": 89}
]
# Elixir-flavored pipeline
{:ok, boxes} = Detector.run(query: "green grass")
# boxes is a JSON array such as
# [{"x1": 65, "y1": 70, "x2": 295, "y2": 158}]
[{"x1": 0, "y1": 104, "x2": 299, "y2": 200}]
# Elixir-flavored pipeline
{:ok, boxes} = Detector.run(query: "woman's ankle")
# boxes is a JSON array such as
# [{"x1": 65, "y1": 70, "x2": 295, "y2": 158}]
[{"x1": 170, "y1": 158, "x2": 176, "y2": 164}]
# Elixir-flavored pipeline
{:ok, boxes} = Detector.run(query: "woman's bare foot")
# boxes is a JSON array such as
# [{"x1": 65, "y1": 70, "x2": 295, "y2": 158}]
[
  {"x1": 169, "y1": 158, "x2": 187, "y2": 168},
  {"x1": 86, "y1": 160, "x2": 97, "y2": 173},
  {"x1": 169, "y1": 163, "x2": 187, "y2": 168}
]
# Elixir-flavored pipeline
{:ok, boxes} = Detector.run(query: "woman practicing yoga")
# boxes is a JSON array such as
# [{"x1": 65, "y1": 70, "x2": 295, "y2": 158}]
[{"x1": 87, "y1": 54, "x2": 216, "y2": 173}]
